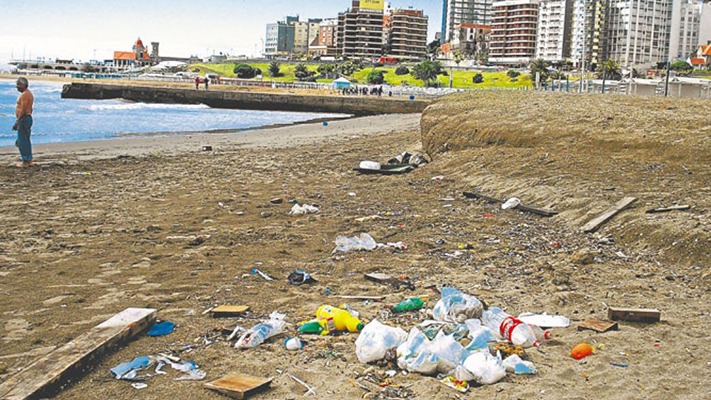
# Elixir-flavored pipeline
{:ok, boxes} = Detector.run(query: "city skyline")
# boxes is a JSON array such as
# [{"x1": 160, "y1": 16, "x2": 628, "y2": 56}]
[{"x1": 0, "y1": 0, "x2": 442, "y2": 64}]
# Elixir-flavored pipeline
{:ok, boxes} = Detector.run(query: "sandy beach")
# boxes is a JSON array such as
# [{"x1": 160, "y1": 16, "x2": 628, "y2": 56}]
[{"x1": 0, "y1": 101, "x2": 709, "y2": 400}]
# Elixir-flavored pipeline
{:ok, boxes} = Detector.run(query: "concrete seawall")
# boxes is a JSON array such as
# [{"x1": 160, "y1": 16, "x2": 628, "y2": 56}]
[{"x1": 61, "y1": 83, "x2": 430, "y2": 116}]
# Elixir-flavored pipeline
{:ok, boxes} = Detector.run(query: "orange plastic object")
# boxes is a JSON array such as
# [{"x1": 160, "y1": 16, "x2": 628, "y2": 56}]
[{"x1": 571, "y1": 343, "x2": 594, "y2": 360}]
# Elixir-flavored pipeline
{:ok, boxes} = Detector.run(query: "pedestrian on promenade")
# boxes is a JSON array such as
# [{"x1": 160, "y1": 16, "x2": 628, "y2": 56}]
[
  {"x1": 12, "y1": 77, "x2": 34, "y2": 168},
  {"x1": 205, "y1": 77, "x2": 210, "y2": 91},
  {"x1": 195, "y1": 76, "x2": 200, "y2": 90}
]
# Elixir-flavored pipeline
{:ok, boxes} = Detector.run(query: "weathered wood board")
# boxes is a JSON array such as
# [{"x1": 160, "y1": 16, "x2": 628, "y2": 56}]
[
  {"x1": 0, "y1": 308, "x2": 156, "y2": 400},
  {"x1": 582, "y1": 196, "x2": 637, "y2": 233}
]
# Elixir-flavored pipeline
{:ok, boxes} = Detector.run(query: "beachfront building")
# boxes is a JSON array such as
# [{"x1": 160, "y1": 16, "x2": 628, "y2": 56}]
[
  {"x1": 700, "y1": 1, "x2": 711, "y2": 45},
  {"x1": 535, "y1": 0, "x2": 573, "y2": 63},
  {"x1": 337, "y1": 0, "x2": 386, "y2": 59},
  {"x1": 489, "y1": 0, "x2": 540, "y2": 66},
  {"x1": 606, "y1": 0, "x2": 674, "y2": 70},
  {"x1": 265, "y1": 16, "x2": 298, "y2": 58},
  {"x1": 384, "y1": 8, "x2": 429, "y2": 61},
  {"x1": 441, "y1": 0, "x2": 495, "y2": 43},
  {"x1": 309, "y1": 18, "x2": 339, "y2": 57},
  {"x1": 293, "y1": 18, "x2": 322, "y2": 55},
  {"x1": 449, "y1": 23, "x2": 492, "y2": 57},
  {"x1": 669, "y1": 0, "x2": 705, "y2": 60},
  {"x1": 113, "y1": 38, "x2": 153, "y2": 69},
  {"x1": 570, "y1": 0, "x2": 609, "y2": 70}
]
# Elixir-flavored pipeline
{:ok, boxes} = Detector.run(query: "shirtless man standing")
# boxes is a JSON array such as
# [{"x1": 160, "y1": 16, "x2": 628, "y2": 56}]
[{"x1": 13, "y1": 77, "x2": 34, "y2": 167}]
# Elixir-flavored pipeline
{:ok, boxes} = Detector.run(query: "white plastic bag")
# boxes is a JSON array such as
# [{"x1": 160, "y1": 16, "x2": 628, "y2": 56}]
[
  {"x1": 462, "y1": 351, "x2": 506, "y2": 385},
  {"x1": 289, "y1": 204, "x2": 320, "y2": 215},
  {"x1": 432, "y1": 287, "x2": 484, "y2": 323},
  {"x1": 235, "y1": 312, "x2": 286, "y2": 349},
  {"x1": 397, "y1": 328, "x2": 466, "y2": 376},
  {"x1": 355, "y1": 319, "x2": 407, "y2": 363},
  {"x1": 333, "y1": 233, "x2": 377, "y2": 253},
  {"x1": 502, "y1": 354, "x2": 537, "y2": 375},
  {"x1": 517, "y1": 312, "x2": 570, "y2": 328},
  {"x1": 501, "y1": 197, "x2": 521, "y2": 210},
  {"x1": 464, "y1": 319, "x2": 498, "y2": 351}
]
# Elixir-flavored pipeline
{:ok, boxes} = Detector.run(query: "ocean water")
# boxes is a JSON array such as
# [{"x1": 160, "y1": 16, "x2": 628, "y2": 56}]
[{"x1": 0, "y1": 79, "x2": 347, "y2": 147}]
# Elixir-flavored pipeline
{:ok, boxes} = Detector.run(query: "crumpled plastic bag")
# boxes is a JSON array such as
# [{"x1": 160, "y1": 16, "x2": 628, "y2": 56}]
[
  {"x1": 461, "y1": 351, "x2": 507, "y2": 385},
  {"x1": 432, "y1": 287, "x2": 484, "y2": 323},
  {"x1": 501, "y1": 354, "x2": 537, "y2": 375},
  {"x1": 397, "y1": 328, "x2": 467, "y2": 375},
  {"x1": 464, "y1": 319, "x2": 498, "y2": 351},
  {"x1": 355, "y1": 319, "x2": 407, "y2": 363},
  {"x1": 235, "y1": 312, "x2": 286, "y2": 349},
  {"x1": 289, "y1": 204, "x2": 320, "y2": 215},
  {"x1": 333, "y1": 233, "x2": 377, "y2": 253}
]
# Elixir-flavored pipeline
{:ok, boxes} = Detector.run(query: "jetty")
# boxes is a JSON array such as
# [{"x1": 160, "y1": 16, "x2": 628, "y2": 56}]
[{"x1": 61, "y1": 83, "x2": 430, "y2": 116}]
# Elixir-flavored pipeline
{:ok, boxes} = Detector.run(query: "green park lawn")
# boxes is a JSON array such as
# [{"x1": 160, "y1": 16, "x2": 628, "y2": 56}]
[{"x1": 190, "y1": 62, "x2": 534, "y2": 89}]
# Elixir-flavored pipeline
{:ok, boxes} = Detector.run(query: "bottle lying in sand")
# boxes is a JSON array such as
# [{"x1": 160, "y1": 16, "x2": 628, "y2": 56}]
[
  {"x1": 316, "y1": 305, "x2": 364, "y2": 333},
  {"x1": 482, "y1": 307, "x2": 540, "y2": 348}
]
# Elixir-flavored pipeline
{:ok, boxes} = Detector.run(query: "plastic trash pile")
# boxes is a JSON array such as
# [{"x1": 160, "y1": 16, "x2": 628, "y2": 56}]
[{"x1": 354, "y1": 286, "x2": 568, "y2": 388}]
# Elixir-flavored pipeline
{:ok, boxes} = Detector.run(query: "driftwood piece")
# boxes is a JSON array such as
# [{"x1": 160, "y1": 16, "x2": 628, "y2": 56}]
[
  {"x1": 0, "y1": 308, "x2": 156, "y2": 400},
  {"x1": 645, "y1": 205, "x2": 690, "y2": 214},
  {"x1": 462, "y1": 191, "x2": 558, "y2": 217},
  {"x1": 608, "y1": 307, "x2": 661, "y2": 323},
  {"x1": 581, "y1": 196, "x2": 637, "y2": 233}
]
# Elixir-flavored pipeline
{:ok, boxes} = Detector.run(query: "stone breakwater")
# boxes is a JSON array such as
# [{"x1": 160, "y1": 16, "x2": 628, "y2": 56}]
[{"x1": 61, "y1": 83, "x2": 430, "y2": 116}]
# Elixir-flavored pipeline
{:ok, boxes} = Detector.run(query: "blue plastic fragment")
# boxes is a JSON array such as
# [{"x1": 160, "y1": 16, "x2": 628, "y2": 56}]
[
  {"x1": 147, "y1": 321, "x2": 175, "y2": 336},
  {"x1": 110, "y1": 355, "x2": 151, "y2": 379}
]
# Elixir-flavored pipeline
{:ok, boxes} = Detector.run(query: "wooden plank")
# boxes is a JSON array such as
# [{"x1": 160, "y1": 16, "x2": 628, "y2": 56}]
[
  {"x1": 205, "y1": 373, "x2": 273, "y2": 399},
  {"x1": 336, "y1": 295, "x2": 387, "y2": 302},
  {"x1": 582, "y1": 196, "x2": 637, "y2": 233},
  {"x1": 608, "y1": 307, "x2": 661, "y2": 323},
  {"x1": 211, "y1": 305, "x2": 250, "y2": 317},
  {"x1": 0, "y1": 308, "x2": 156, "y2": 400},
  {"x1": 645, "y1": 205, "x2": 690, "y2": 214},
  {"x1": 577, "y1": 318, "x2": 619, "y2": 333},
  {"x1": 462, "y1": 191, "x2": 558, "y2": 217}
]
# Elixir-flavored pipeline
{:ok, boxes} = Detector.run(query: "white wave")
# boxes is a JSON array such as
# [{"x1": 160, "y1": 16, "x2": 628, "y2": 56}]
[{"x1": 84, "y1": 102, "x2": 210, "y2": 111}]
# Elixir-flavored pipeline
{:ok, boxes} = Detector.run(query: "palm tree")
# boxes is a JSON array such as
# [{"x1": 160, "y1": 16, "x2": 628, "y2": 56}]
[
  {"x1": 599, "y1": 59, "x2": 621, "y2": 80},
  {"x1": 410, "y1": 60, "x2": 443, "y2": 87},
  {"x1": 529, "y1": 59, "x2": 550, "y2": 85},
  {"x1": 268, "y1": 61, "x2": 281, "y2": 77}
]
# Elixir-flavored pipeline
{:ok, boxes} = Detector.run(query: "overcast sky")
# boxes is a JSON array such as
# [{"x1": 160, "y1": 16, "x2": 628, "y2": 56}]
[{"x1": 0, "y1": 0, "x2": 442, "y2": 63}]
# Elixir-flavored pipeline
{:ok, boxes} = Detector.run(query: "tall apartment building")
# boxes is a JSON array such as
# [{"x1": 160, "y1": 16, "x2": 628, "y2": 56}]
[
  {"x1": 570, "y1": 0, "x2": 608, "y2": 69},
  {"x1": 670, "y1": 0, "x2": 705, "y2": 60},
  {"x1": 700, "y1": 1, "x2": 711, "y2": 45},
  {"x1": 450, "y1": 23, "x2": 492, "y2": 56},
  {"x1": 489, "y1": 0, "x2": 540, "y2": 65},
  {"x1": 441, "y1": 0, "x2": 495, "y2": 43},
  {"x1": 337, "y1": 0, "x2": 385, "y2": 59},
  {"x1": 606, "y1": 0, "x2": 674, "y2": 69},
  {"x1": 385, "y1": 9, "x2": 429, "y2": 61},
  {"x1": 264, "y1": 16, "x2": 298, "y2": 58},
  {"x1": 293, "y1": 18, "x2": 322, "y2": 55},
  {"x1": 309, "y1": 18, "x2": 338, "y2": 57},
  {"x1": 535, "y1": 0, "x2": 573, "y2": 62}
]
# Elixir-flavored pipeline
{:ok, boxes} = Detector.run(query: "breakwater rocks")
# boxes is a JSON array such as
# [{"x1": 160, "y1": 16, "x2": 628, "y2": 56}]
[{"x1": 61, "y1": 83, "x2": 430, "y2": 116}]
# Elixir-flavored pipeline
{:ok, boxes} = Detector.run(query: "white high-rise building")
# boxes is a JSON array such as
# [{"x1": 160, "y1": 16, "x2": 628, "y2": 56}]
[
  {"x1": 606, "y1": 0, "x2": 675, "y2": 69},
  {"x1": 670, "y1": 0, "x2": 705, "y2": 60},
  {"x1": 700, "y1": 0, "x2": 711, "y2": 45},
  {"x1": 441, "y1": 0, "x2": 495, "y2": 43},
  {"x1": 535, "y1": 0, "x2": 574, "y2": 62}
]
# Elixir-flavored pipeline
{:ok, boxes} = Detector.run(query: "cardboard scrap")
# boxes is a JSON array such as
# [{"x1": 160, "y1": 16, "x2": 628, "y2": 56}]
[
  {"x1": 211, "y1": 305, "x2": 250, "y2": 317},
  {"x1": 205, "y1": 373, "x2": 273, "y2": 399},
  {"x1": 608, "y1": 307, "x2": 661, "y2": 323},
  {"x1": 578, "y1": 318, "x2": 619, "y2": 333}
]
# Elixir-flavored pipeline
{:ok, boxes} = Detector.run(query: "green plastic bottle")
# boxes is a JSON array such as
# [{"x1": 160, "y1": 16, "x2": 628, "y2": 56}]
[
  {"x1": 297, "y1": 319, "x2": 329, "y2": 335},
  {"x1": 390, "y1": 297, "x2": 425, "y2": 313}
]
